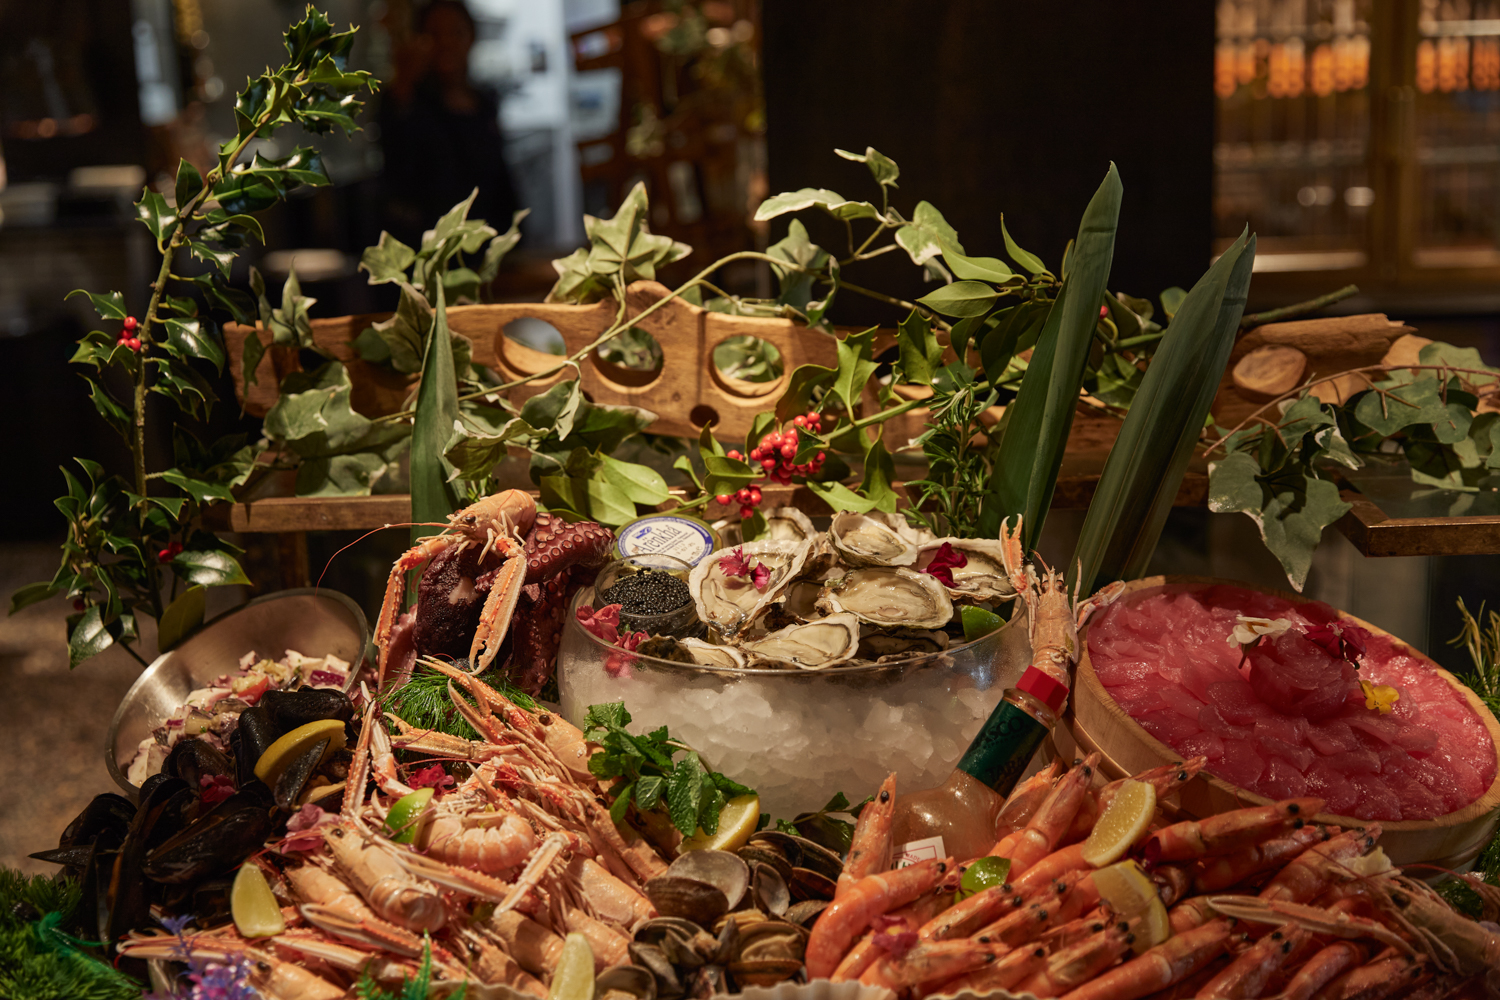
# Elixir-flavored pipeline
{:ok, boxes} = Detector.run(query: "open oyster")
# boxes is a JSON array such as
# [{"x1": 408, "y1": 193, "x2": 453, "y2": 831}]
[
  {"x1": 689, "y1": 540, "x2": 811, "y2": 637},
  {"x1": 741, "y1": 613, "x2": 860, "y2": 670},
  {"x1": 916, "y1": 537, "x2": 1018, "y2": 601},
  {"x1": 818, "y1": 567, "x2": 953, "y2": 629},
  {"x1": 828, "y1": 512, "x2": 918, "y2": 567},
  {"x1": 857, "y1": 627, "x2": 949, "y2": 661},
  {"x1": 761, "y1": 507, "x2": 816, "y2": 544},
  {"x1": 677, "y1": 638, "x2": 749, "y2": 670}
]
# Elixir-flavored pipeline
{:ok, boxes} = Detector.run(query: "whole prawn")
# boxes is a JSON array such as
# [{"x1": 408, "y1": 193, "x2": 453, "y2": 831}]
[{"x1": 805, "y1": 857, "x2": 952, "y2": 980}]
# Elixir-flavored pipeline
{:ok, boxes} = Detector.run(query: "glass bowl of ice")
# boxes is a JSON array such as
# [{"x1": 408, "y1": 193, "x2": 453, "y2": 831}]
[{"x1": 558, "y1": 589, "x2": 1032, "y2": 818}]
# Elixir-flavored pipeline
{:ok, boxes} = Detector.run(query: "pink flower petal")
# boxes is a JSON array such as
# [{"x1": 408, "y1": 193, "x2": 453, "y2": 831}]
[
  {"x1": 720, "y1": 547, "x2": 752, "y2": 579},
  {"x1": 577, "y1": 604, "x2": 623, "y2": 645},
  {"x1": 921, "y1": 542, "x2": 968, "y2": 588},
  {"x1": 751, "y1": 562, "x2": 771, "y2": 591}
]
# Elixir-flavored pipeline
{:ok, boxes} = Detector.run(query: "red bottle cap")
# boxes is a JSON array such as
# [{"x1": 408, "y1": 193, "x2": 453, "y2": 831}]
[{"x1": 1015, "y1": 665, "x2": 1069, "y2": 714}]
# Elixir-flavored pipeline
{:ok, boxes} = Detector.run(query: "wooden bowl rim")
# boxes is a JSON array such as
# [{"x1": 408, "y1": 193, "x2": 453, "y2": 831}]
[{"x1": 1077, "y1": 573, "x2": 1500, "y2": 832}]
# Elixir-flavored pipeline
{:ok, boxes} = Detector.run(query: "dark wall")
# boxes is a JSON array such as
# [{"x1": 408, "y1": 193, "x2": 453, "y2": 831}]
[{"x1": 762, "y1": 1, "x2": 1215, "y2": 326}]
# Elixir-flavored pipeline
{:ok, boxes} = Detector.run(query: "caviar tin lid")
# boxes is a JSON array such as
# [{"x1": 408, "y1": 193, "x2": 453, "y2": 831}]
[{"x1": 616, "y1": 514, "x2": 719, "y2": 567}]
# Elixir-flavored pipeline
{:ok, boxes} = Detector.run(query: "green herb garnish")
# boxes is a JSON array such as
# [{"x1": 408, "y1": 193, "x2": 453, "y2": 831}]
[
  {"x1": 774, "y1": 791, "x2": 871, "y2": 855},
  {"x1": 1451, "y1": 598, "x2": 1500, "y2": 720},
  {"x1": 381, "y1": 664, "x2": 537, "y2": 742},
  {"x1": 583, "y1": 702, "x2": 755, "y2": 835}
]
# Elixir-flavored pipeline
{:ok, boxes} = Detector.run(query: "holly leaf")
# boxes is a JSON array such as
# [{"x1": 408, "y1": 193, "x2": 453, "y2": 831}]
[
  {"x1": 1001, "y1": 214, "x2": 1048, "y2": 274},
  {"x1": 10, "y1": 581, "x2": 59, "y2": 614},
  {"x1": 174, "y1": 158, "x2": 204, "y2": 208},
  {"x1": 754, "y1": 188, "x2": 880, "y2": 222},
  {"x1": 65, "y1": 289, "x2": 126, "y2": 322},
  {"x1": 68, "y1": 605, "x2": 130, "y2": 668},
  {"x1": 916, "y1": 280, "x2": 1000, "y2": 319},
  {"x1": 833, "y1": 328, "x2": 879, "y2": 416},
  {"x1": 895, "y1": 310, "x2": 944, "y2": 387},
  {"x1": 135, "y1": 189, "x2": 179, "y2": 245},
  {"x1": 162, "y1": 317, "x2": 226, "y2": 372},
  {"x1": 834, "y1": 146, "x2": 900, "y2": 186},
  {"x1": 83, "y1": 377, "x2": 131, "y2": 439},
  {"x1": 895, "y1": 201, "x2": 961, "y2": 269},
  {"x1": 860, "y1": 437, "x2": 900, "y2": 513},
  {"x1": 172, "y1": 549, "x2": 252, "y2": 587}
]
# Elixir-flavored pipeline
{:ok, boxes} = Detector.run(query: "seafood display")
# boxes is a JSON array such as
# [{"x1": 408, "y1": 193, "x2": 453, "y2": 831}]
[
  {"x1": 1088, "y1": 584, "x2": 1498, "y2": 820},
  {"x1": 124, "y1": 648, "x2": 352, "y2": 785}
]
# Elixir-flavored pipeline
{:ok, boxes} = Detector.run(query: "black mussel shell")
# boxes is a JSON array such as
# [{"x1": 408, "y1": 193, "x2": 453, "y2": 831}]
[
  {"x1": 260, "y1": 688, "x2": 354, "y2": 732},
  {"x1": 157, "y1": 877, "x2": 233, "y2": 929},
  {"x1": 56, "y1": 793, "x2": 136, "y2": 850},
  {"x1": 321, "y1": 748, "x2": 354, "y2": 782},
  {"x1": 236, "y1": 706, "x2": 280, "y2": 764},
  {"x1": 137, "y1": 772, "x2": 178, "y2": 804},
  {"x1": 103, "y1": 776, "x2": 190, "y2": 947},
  {"x1": 142, "y1": 791, "x2": 273, "y2": 884},
  {"x1": 164, "y1": 738, "x2": 234, "y2": 791},
  {"x1": 143, "y1": 785, "x2": 200, "y2": 855},
  {"x1": 274, "y1": 736, "x2": 330, "y2": 811}
]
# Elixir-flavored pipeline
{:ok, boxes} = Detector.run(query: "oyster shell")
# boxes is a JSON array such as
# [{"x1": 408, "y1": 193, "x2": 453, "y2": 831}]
[
  {"x1": 828, "y1": 512, "x2": 917, "y2": 567},
  {"x1": 856, "y1": 627, "x2": 950, "y2": 661},
  {"x1": 689, "y1": 540, "x2": 811, "y2": 637},
  {"x1": 819, "y1": 567, "x2": 954, "y2": 629},
  {"x1": 916, "y1": 537, "x2": 1018, "y2": 601},
  {"x1": 677, "y1": 638, "x2": 748, "y2": 670},
  {"x1": 740, "y1": 613, "x2": 860, "y2": 670},
  {"x1": 761, "y1": 506, "x2": 815, "y2": 543}
]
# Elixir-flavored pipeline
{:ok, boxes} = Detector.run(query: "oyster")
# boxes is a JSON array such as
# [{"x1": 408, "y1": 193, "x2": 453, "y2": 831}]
[
  {"x1": 741, "y1": 613, "x2": 860, "y2": 670},
  {"x1": 689, "y1": 540, "x2": 811, "y2": 637},
  {"x1": 761, "y1": 506, "x2": 815, "y2": 543},
  {"x1": 916, "y1": 537, "x2": 1018, "y2": 601},
  {"x1": 828, "y1": 512, "x2": 917, "y2": 567},
  {"x1": 856, "y1": 627, "x2": 949, "y2": 661},
  {"x1": 677, "y1": 638, "x2": 748, "y2": 670},
  {"x1": 819, "y1": 567, "x2": 953, "y2": 629}
]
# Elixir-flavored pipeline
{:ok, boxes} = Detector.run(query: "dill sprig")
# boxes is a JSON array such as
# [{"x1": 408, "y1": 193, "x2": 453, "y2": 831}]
[
  {"x1": 380, "y1": 663, "x2": 538, "y2": 742},
  {"x1": 1449, "y1": 598, "x2": 1500, "y2": 719}
]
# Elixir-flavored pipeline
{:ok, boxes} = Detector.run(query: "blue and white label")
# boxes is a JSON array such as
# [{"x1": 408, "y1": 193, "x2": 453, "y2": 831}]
[{"x1": 617, "y1": 516, "x2": 715, "y2": 567}]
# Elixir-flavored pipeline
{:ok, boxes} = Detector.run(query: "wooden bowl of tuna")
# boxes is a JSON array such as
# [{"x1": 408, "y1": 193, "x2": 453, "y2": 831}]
[{"x1": 1048, "y1": 575, "x2": 1500, "y2": 869}]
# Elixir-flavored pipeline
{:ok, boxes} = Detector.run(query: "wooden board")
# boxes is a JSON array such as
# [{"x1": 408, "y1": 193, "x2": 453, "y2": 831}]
[{"x1": 1051, "y1": 574, "x2": 1500, "y2": 869}]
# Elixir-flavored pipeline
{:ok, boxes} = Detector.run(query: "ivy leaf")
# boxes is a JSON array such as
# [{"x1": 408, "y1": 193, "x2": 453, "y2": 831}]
[
  {"x1": 162, "y1": 317, "x2": 226, "y2": 373},
  {"x1": 1208, "y1": 453, "x2": 1351, "y2": 592},
  {"x1": 135, "y1": 189, "x2": 179, "y2": 245},
  {"x1": 174, "y1": 158, "x2": 204, "y2": 208},
  {"x1": 767, "y1": 220, "x2": 829, "y2": 314},
  {"x1": 355, "y1": 284, "x2": 432, "y2": 373},
  {"x1": 519, "y1": 378, "x2": 585, "y2": 442},
  {"x1": 157, "y1": 585, "x2": 207, "y2": 651},
  {"x1": 916, "y1": 280, "x2": 1000, "y2": 319},
  {"x1": 539, "y1": 474, "x2": 590, "y2": 517},
  {"x1": 1353, "y1": 375, "x2": 1453, "y2": 438},
  {"x1": 834, "y1": 146, "x2": 900, "y2": 186},
  {"x1": 806, "y1": 479, "x2": 883, "y2": 513},
  {"x1": 444, "y1": 416, "x2": 536, "y2": 483},
  {"x1": 264, "y1": 361, "x2": 410, "y2": 496},
  {"x1": 1001, "y1": 215, "x2": 1048, "y2": 274},
  {"x1": 65, "y1": 289, "x2": 126, "y2": 322},
  {"x1": 360, "y1": 232, "x2": 417, "y2": 285},
  {"x1": 582, "y1": 182, "x2": 691, "y2": 284},
  {"x1": 895, "y1": 201, "x2": 961, "y2": 269},
  {"x1": 569, "y1": 400, "x2": 657, "y2": 452},
  {"x1": 754, "y1": 188, "x2": 880, "y2": 222},
  {"x1": 833, "y1": 328, "x2": 879, "y2": 416},
  {"x1": 600, "y1": 455, "x2": 669, "y2": 506},
  {"x1": 895, "y1": 310, "x2": 944, "y2": 386},
  {"x1": 478, "y1": 209, "x2": 530, "y2": 286},
  {"x1": 172, "y1": 549, "x2": 252, "y2": 587}
]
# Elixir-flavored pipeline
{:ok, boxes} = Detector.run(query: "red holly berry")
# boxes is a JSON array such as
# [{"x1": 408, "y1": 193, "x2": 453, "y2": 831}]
[
  {"x1": 779, "y1": 444, "x2": 796, "y2": 460},
  {"x1": 739, "y1": 505, "x2": 755, "y2": 519},
  {"x1": 816, "y1": 451, "x2": 827, "y2": 463},
  {"x1": 129, "y1": 338, "x2": 142, "y2": 350},
  {"x1": 734, "y1": 488, "x2": 749, "y2": 503},
  {"x1": 749, "y1": 447, "x2": 763, "y2": 461},
  {"x1": 123, "y1": 316, "x2": 138, "y2": 331},
  {"x1": 793, "y1": 415, "x2": 806, "y2": 428},
  {"x1": 760, "y1": 434, "x2": 776, "y2": 449},
  {"x1": 715, "y1": 494, "x2": 730, "y2": 505},
  {"x1": 1099, "y1": 304, "x2": 1109, "y2": 318},
  {"x1": 726, "y1": 449, "x2": 743, "y2": 462},
  {"x1": 748, "y1": 487, "x2": 762, "y2": 504},
  {"x1": 72, "y1": 598, "x2": 86, "y2": 611},
  {"x1": 760, "y1": 458, "x2": 776, "y2": 473}
]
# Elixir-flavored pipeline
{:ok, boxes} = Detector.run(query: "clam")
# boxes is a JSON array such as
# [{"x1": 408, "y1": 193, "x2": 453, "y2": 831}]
[
  {"x1": 597, "y1": 965, "x2": 658, "y2": 1000},
  {"x1": 789, "y1": 866, "x2": 838, "y2": 900},
  {"x1": 746, "y1": 831, "x2": 844, "y2": 882},
  {"x1": 819, "y1": 567, "x2": 954, "y2": 629},
  {"x1": 916, "y1": 537, "x2": 1018, "y2": 601},
  {"x1": 628, "y1": 943, "x2": 682, "y2": 998},
  {"x1": 689, "y1": 540, "x2": 811, "y2": 637},
  {"x1": 666, "y1": 850, "x2": 749, "y2": 910},
  {"x1": 731, "y1": 920, "x2": 808, "y2": 987},
  {"x1": 741, "y1": 614, "x2": 861, "y2": 670},
  {"x1": 635, "y1": 917, "x2": 716, "y2": 967},
  {"x1": 737, "y1": 844, "x2": 793, "y2": 879},
  {"x1": 828, "y1": 512, "x2": 918, "y2": 567},
  {"x1": 783, "y1": 899, "x2": 829, "y2": 928},
  {"x1": 760, "y1": 506, "x2": 815, "y2": 543},
  {"x1": 751, "y1": 863, "x2": 791, "y2": 916},
  {"x1": 857, "y1": 627, "x2": 950, "y2": 661},
  {"x1": 676, "y1": 638, "x2": 748, "y2": 670},
  {"x1": 643, "y1": 875, "x2": 730, "y2": 927}
]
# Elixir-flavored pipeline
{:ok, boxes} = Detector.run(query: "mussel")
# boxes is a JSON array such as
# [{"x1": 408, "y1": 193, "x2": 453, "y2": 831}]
[{"x1": 259, "y1": 687, "x2": 354, "y2": 731}]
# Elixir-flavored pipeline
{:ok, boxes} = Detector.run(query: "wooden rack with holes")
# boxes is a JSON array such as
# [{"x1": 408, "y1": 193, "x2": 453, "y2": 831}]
[{"x1": 213, "y1": 293, "x2": 1500, "y2": 582}]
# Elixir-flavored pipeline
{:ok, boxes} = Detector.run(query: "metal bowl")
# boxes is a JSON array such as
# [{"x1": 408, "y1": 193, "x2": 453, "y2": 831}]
[{"x1": 104, "y1": 588, "x2": 369, "y2": 797}]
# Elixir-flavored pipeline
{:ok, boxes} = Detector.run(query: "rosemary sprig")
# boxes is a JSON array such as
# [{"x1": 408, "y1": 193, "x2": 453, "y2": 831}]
[{"x1": 1450, "y1": 598, "x2": 1500, "y2": 719}]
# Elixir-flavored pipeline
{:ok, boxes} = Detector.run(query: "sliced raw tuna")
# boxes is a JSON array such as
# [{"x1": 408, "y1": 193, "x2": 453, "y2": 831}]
[
  {"x1": 1323, "y1": 748, "x2": 1381, "y2": 775},
  {"x1": 1262, "y1": 756, "x2": 1309, "y2": 799},
  {"x1": 1212, "y1": 738, "x2": 1265, "y2": 789},
  {"x1": 1246, "y1": 630, "x2": 1359, "y2": 722},
  {"x1": 1305, "y1": 720, "x2": 1358, "y2": 756},
  {"x1": 1177, "y1": 731, "x2": 1226, "y2": 761},
  {"x1": 1199, "y1": 704, "x2": 1254, "y2": 740},
  {"x1": 1205, "y1": 679, "x2": 1264, "y2": 727},
  {"x1": 1256, "y1": 733, "x2": 1314, "y2": 772}
]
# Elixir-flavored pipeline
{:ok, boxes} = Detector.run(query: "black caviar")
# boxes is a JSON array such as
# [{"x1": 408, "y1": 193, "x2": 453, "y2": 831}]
[{"x1": 602, "y1": 570, "x2": 692, "y2": 615}]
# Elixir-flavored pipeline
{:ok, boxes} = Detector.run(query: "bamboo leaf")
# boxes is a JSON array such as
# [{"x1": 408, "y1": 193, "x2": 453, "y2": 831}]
[
  {"x1": 410, "y1": 282, "x2": 461, "y2": 543},
  {"x1": 979, "y1": 164, "x2": 1123, "y2": 548},
  {"x1": 1072, "y1": 230, "x2": 1256, "y2": 593}
]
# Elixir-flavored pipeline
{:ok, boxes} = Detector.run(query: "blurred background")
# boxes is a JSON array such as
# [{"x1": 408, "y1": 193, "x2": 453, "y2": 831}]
[{"x1": 2, "y1": 0, "x2": 1499, "y2": 867}]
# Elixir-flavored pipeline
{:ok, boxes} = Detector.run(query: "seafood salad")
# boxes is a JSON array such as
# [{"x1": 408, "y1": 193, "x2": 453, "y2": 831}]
[{"x1": 125, "y1": 648, "x2": 351, "y2": 785}]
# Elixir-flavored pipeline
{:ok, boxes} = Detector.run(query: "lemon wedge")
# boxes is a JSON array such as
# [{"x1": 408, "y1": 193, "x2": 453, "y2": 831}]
[
  {"x1": 679, "y1": 793, "x2": 760, "y2": 853},
  {"x1": 1091, "y1": 859, "x2": 1157, "y2": 918},
  {"x1": 385, "y1": 787, "x2": 435, "y2": 844},
  {"x1": 231, "y1": 863, "x2": 285, "y2": 938},
  {"x1": 1081, "y1": 779, "x2": 1156, "y2": 868},
  {"x1": 1130, "y1": 895, "x2": 1171, "y2": 954},
  {"x1": 547, "y1": 932, "x2": 595, "y2": 1000},
  {"x1": 253, "y1": 719, "x2": 347, "y2": 787}
]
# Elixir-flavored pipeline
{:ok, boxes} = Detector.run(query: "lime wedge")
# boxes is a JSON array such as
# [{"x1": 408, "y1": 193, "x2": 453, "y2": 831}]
[
  {"x1": 231, "y1": 863, "x2": 285, "y2": 938},
  {"x1": 385, "y1": 787, "x2": 435, "y2": 844},
  {"x1": 679, "y1": 793, "x2": 760, "y2": 853},
  {"x1": 254, "y1": 719, "x2": 347, "y2": 787},
  {"x1": 962, "y1": 606, "x2": 1005, "y2": 642},
  {"x1": 1081, "y1": 779, "x2": 1156, "y2": 868},
  {"x1": 547, "y1": 932, "x2": 595, "y2": 1000},
  {"x1": 959, "y1": 856, "x2": 1011, "y2": 900}
]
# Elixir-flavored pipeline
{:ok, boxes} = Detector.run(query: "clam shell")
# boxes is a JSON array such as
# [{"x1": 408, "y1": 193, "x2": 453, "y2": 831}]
[
  {"x1": 782, "y1": 899, "x2": 829, "y2": 927},
  {"x1": 819, "y1": 567, "x2": 953, "y2": 629},
  {"x1": 667, "y1": 850, "x2": 750, "y2": 910},
  {"x1": 627, "y1": 943, "x2": 682, "y2": 998},
  {"x1": 829, "y1": 512, "x2": 918, "y2": 567},
  {"x1": 751, "y1": 863, "x2": 791, "y2": 917},
  {"x1": 737, "y1": 845, "x2": 793, "y2": 878},
  {"x1": 741, "y1": 613, "x2": 861, "y2": 670},
  {"x1": 745, "y1": 831, "x2": 844, "y2": 880},
  {"x1": 761, "y1": 507, "x2": 815, "y2": 543},
  {"x1": 736, "y1": 920, "x2": 808, "y2": 962},
  {"x1": 643, "y1": 875, "x2": 730, "y2": 927},
  {"x1": 916, "y1": 537, "x2": 1017, "y2": 601},
  {"x1": 689, "y1": 540, "x2": 812, "y2": 637},
  {"x1": 596, "y1": 965, "x2": 658, "y2": 1000},
  {"x1": 788, "y1": 866, "x2": 838, "y2": 901},
  {"x1": 730, "y1": 958, "x2": 805, "y2": 988},
  {"x1": 676, "y1": 637, "x2": 748, "y2": 670},
  {"x1": 634, "y1": 917, "x2": 715, "y2": 967}
]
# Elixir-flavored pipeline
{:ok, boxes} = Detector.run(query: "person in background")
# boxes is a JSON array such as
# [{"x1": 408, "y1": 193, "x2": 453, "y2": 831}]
[{"x1": 379, "y1": 0, "x2": 521, "y2": 250}]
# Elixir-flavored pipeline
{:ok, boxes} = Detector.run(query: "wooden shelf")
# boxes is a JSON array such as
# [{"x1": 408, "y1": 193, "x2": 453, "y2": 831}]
[{"x1": 1333, "y1": 490, "x2": 1500, "y2": 557}]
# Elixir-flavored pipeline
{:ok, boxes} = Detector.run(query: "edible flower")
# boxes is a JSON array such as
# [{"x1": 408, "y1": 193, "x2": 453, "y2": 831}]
[
  {"x1": 198, "y1": 773, "x2": 235, "y2": 806},
  {"x1": 279, "y1": 803, "x2": 336, "y2": 853},
  {"x1": 921, "y1": 542, "x2": 968, "y2": 588},
  {"x1": 577, "y1": 604, "x2": 625, "y2": 644},
  {"x1": 870, "y1": 914, "x2": 918, "y2": 959},
  {"x1": 1304, "y1": 621, "x2": 1370, "y2": 665},
  {"x1": 721, "y1": 547, "x2": 772, "y2": 591},
  {"x1": 1361, "y1": 679, "x2": 1400, "y2": 714},
  {"x1": 408, "y1": 763, "x2": 455, "y2": 791},
  {"x1": 1228, "y1": 615, "x2": 1294, "y2": 647}
]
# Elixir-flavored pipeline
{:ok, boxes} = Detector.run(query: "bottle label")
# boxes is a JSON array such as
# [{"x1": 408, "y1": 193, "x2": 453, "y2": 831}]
[
  {"x1": 892, "y1": 836, "x2": 946, "y2": 868},
  {"x1": 956, "y1": 700, "x2": 1049, "y2": 795}
]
